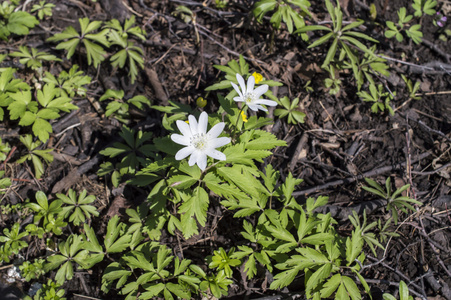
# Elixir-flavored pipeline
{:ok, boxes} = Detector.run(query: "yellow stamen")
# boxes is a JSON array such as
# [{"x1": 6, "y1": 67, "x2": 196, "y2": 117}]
[
  {"x1": 252, "y1": 72, "x2": 263, "y2": 84},
  {"x1": 241, "y1": 111, "x2": 248, "y2": 123}
]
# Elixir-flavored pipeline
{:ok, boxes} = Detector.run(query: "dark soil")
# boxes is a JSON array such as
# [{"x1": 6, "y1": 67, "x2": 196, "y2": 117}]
[{"x1": 1, "y1": 0, "x2": 450, "y2": 299}]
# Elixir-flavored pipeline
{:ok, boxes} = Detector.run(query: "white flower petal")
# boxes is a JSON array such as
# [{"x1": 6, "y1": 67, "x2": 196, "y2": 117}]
[
  {"x1": 247, "y1": 103, "x2": 260, "y2": 111},
  {"x1": 255, "y1": 99, "x2": 278, "y2": 107},
  {"x1": 175, "y1": 146, "x2": 195, "y2": 160},
  {"x1": 253, "y1": 85, "x2": 268, "y2": 97},
  {"x1": 231, "y1": 82, "x2": 243, "y2": 98},
  {"x1": 236, "y1": 73, "x2": 246, "y2": 95},
  {"x1": 207, "y1": 122, "x2": 225, "y2": 139},
  {"x1": 207, "y1": 149, "x2": 226, "y2": 161},
  {"x1": 171, "y1": 134, "x2": 190, "y2": 146},
  {"x1": 233, "y1": 96, "x2": 244, "y2": 102},
  {"x1": 188, "y1": 150, "x2": 199, "y2": 166},
  {"x1": 196, "y1": 153, "x2": 207, "y2": 170},
  {"x1": 188, "y1": 115, "x2": 198, "y2": 135},
  {"x1": 176, "y1": 120, "x2": 192, "y2": 137},
  {"x1": 197, "y1": 111, "x2": 208, "y2": 134},
  {"x1": 247, "y1": 75, "x2": 255, "y2": 94},
  {"x1": 210, "y1": 137, "x2": 230, "y2": 148}
]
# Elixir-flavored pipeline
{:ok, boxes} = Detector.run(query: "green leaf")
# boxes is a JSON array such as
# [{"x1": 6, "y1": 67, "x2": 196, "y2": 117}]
[
  {"x1": 178, "y1": 186, "x2": 209, "y2": 238},
  {"x1": 7, "y1": 11, "x2": 39, "y2": 36},
  {"x1": 320, "y1": 273, "x2": 341, "y2": 298},
  {"x1": 104, "y1": 215, "x2": 131, "y2": 253},
  {"x1": 306, "y1": 263, "x2": 332, "y2": 294}
]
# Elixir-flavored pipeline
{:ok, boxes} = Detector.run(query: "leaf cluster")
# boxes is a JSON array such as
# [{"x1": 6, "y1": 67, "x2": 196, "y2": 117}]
[
  {"x1": 99, "y1": 126, "x2": 155, "y2": 187},
  {"x1": 363, "y1": 177, "x2": 422, "y2": 224},
  {"x1": 357, "y1": 82, "x2": 395, "y2": 115},
  {"x1": 385, "y1": 7, "x2": 423, "y2": 44},
  {"x1": 0, "y1": 1, "x2": 39, "y2": 41},
  {"x1": 253, "y1": 0, "x2": 312, "y2": 34},
  {"x1": 98, "y1": 89, "x2": 151, "y2": 123},
  {"x1": 47, "y1": 16, "x2": 146, "y2": 83}
]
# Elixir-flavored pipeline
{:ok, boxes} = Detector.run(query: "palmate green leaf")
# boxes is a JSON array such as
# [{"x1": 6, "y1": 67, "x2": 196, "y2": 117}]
[
  {"x1": 104, "y1": 215, "x2": 131, "y2": 253},
  {"x1": 101, "y1": 262, "x2": 132, "y2": 293},
  {"x1": 244, "y1": 129, "x2": 287, "y2": 150},
  {"x1": 224, "y1": 196, "x2": 262, "y2": 218},
  {"x1": 82, "y1": 38, "x2": 107, "y2": 67},
  {"x1": 270, "y1": 264, "x2": 303, "y2": 290},
  {"x1": 7, "y1": 11, "x2": 39, "y2": 36},
  {"x1": 306, "y1": 263, "x2": 332, "y2": 294},
  {"x1": 178, "y1": 186, "x2": 209, "y2": 238},
  {"x1": 8, "y1": 90, "x2": 37, "y2": 119},
  {"x1": 217, "y1": 165, "x2": 266, "y2": 198},
  {"x1": 204, "y1": 172, "x2": 249, "y2": 201},
  {"x1": 320, "y1": 273, "x2": 341, "y2": 298},
  {"x1": 123, "y1": 251, "x2": 155, "y2": 272},
  {"x1": 32, "y1": 117, "x2": 54, "y2": 142}
]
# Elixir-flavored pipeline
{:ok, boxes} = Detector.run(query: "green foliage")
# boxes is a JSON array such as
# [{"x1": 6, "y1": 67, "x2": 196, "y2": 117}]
[
  {"x1": 0, "y1": 170, "x2": 11, "y2": 194},
  {"x1": 412, "y1": 0, "x2": 437, "y2": 17},
  {"x1": 363, "y1": 177, "x2": 422, "y2": 224},
  {"x1": 16, "y1": 135, "x2": 54, "y2": 179},
  {"x1": 349, "y1": 210, "x2": 385, "y2": 256},
  {"x1": 26, "y1": 190, "x2": 66, "y2": 234},
  {"x1": 31, "y1": 1, "x2": 55, "y2": 20},
  {"x1": 274, "y1": 96, "x2": 306, "y2": 124},
  {"x1": 98, "y1": 126, "x2": 154, "y2": 186},
  {"x1": 1, "y1": 67, "x2": 78, "y2": 142},
  {"x1": 43, "y1": 65, "x2": 92, "y2": 97},
  {"x1": 0, "y1": 67, "x2": 30, "y2": 121},
  {"x1": 0, "y1": 137, "x2": 11, "y2": 161},
  {"x1": 103, "y1": 16, "x2": 146, "y2": 83},
  {"x1": 20, "y1": 258, "x2": 46, "y2": 281},
  {"x1": 57, "y1": 189, "x2": 99, "y2": 226},
  {"x1": 47, "y1": 17, "x2": 110, "y2": 67},
  {"x1": 0, "y1": 1, "x2": 39, "y2": 41},
  {"x1": 357, "y1": 82, "x2": 395, "y2": 115},
  {"x1": 7, "y1": 83, "x2": 78, "y2": 142},
  {"x1": 253, "y1": 0, "x2": 311, "y2": 34},
  {"x1": 191, "y1": 265, "x2": 233, "y2": 298},
  {"x1": 385, "y1": 8, "x2": 423, "y2": 44},
  {"x1": 401, "y1": 74, "x2": 421, "y2": 100},
  {"x1": 102, "y1": 242, "x2": 199, "y2": 299},
  {"x1": 324, "y1": 65, "x2": 342, "y2": 95},
  {"x1": 45, "y1": 234, "x2": 90, "y2": 285},
  {"x1": 10, "y1": 46, "x2": 61, "y2": 70},
  {"x1": 296, "y1": 0, "x2": 378, "y2": 69},
  {"x1": 99, "y1": 89, "x2": 151, "y2": 122},
  {"x1": 343, "y1": 45, "x2": 390, "y2": 90},
  {"x1": 208, "y1": 247, "x2": 241, "y2": 278},
  {"x1": 24, "y1": 279, "x2": 66, "y2": 300},
  {"x1": 0, "y1": 222, "x2": 28, "y2": 256},
  {"x1": 80, "y1": 216, "x2": 133, "y2": 268},
  {"x1": 215, "y1": 0, "x2": 229, "y2": 9}
]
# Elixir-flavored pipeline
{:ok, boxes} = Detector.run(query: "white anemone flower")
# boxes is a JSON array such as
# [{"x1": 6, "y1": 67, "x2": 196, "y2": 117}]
[
  {"x1": 231, "y1": 73, "x2": 278, "y2": 112},
  {"x1": 171, "y1": 112, "x2": 231, "y2": 171}
]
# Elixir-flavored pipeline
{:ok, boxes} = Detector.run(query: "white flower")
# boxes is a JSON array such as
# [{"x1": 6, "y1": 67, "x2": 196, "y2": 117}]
[
  {"x1": 171, "y1": 112, "x2": 230, "y2": 170},
  {"x1": 231, "y1": 73, "x2": 277, "y2": 112}
]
